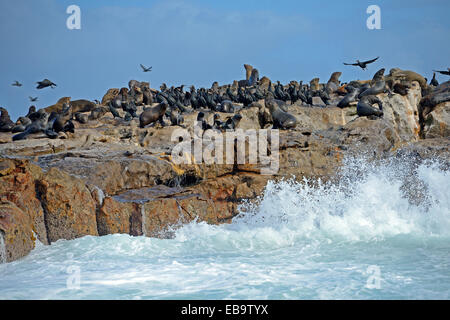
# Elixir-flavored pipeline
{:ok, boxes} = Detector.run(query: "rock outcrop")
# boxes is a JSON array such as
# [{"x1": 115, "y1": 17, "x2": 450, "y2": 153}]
[{"x1": 0, "y1": 77, "x2": 449, "y2": 263}]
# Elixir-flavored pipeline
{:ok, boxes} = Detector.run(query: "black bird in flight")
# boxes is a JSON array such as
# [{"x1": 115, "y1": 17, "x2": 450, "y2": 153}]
[
  {"x1": 140, "y1": 64, "x2": 152, "y2": 72},
  {"x1": 433, "y1": 68, "x2": 450, "y2": 76},
  {"x1": 36, "y1": 79, "x2": 57, "y2": 89},
  {"x1": 344, "y1": 57, "x2": 379, "y2": 70},
  {"x1": 29, "y1": 96, "x2": 38, "y2": 102},
  {"x1": 12, "y1": 81, "x2": 23, "y2": 87}
]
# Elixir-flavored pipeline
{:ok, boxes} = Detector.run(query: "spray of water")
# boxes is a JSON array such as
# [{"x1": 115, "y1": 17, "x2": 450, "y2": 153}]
[
  {"x1": 0, "y1": 231, "x2": 6, "y2": 264},
  {"x1": 230, "y1": 156, "x2": 450, "y2": 242},
  {"x1": 0, "y1": 156, "x2": 448, "y2": 299}
]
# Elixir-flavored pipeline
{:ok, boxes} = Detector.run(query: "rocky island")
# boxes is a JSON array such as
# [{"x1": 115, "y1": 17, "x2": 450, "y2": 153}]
[{"x1": 0, "y1": 65, "x2": 449, "y2": 264}]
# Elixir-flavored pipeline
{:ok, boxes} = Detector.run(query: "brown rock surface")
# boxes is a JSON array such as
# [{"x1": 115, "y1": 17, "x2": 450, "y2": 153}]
[
  {"x1": 36, "y1": 167, "x2": 98, "y2": 242},
  {"x1": 0, "y1": 159, "x2": 48, "y2": 245},
  {"x1": 0, "y1": 201, "x2": 35, "y2": 262}
]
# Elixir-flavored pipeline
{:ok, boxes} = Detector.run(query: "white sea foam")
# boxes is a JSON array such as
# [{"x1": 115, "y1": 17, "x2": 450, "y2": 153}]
[
  {"x1": 0, "y1": 158, "x2": 449, "y2": 299},
  {"x1": 0, "y1": 231, "x2": 6, "y2": 264}
]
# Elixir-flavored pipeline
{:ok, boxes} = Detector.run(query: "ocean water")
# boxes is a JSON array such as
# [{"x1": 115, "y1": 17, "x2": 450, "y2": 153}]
[{"x1": 0, "y1": 157, "x2": 449, "y2": 300}]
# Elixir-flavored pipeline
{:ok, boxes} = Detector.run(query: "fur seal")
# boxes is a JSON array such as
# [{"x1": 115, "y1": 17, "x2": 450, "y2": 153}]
[
  {"x1": 393, "y1": 83, "x2": 409, "y2": 96},
  {"x1": 142, "y1": 86, "x2": 154, "y2": 105},
  {"x1": 358, "y1": 80, "x2": 387, "y2": 98},
  {"x1": 101, "y1": 88, "x2": 120, "y2": 105},
  {"x1": 12, "y1": 117, "x2": 32, "y2": 133},
  {"x1": 258, "y1": 76, "x2": 271, "y2": 89},
  {"x1": 244, "y1": 64, "x2": 254, "y2": 81},
  {"x1": 388, "y1": 68, "x2": 427, "y2": 89},
  {"x1": 0, "y1": 107, "x2": 15, "y2": 132},
  {"x1": 310, "y1": 78, "x2": 320, "y2": 91},
  {"x1": 74, "y1": 112, "x2": 89, "y2": 124},
  {"x1": 12, "y1": 109, "x2": 50, "y2": 141},
  {"x1": 129, "y1": 86, "x2": 144, "y2": 106},
  {"x1": 169, "y1": 108, "x2": 184, "y2": 126},
  {"x1": 139, "y1": 101, "x2": 168, "y2": 128},
  {"x1": 337, "y1": 86, "x2": 360, "y2": 108},
  {"x1": 248, "y1": 68, "x2": 260, "y2": 86},
  {"x1": 218, "y1": 100, "x2": 236, "y2": 113},
  {"x1": 372, "y1": 68, "x2": 385, "y2": 83},
  {"x1": 265, "y1": 98, "x2": 297, "y2": 129},
  {"x1": 89, "y1": 107, "x2": 108, "y2": 120},
  {"x1": 108, "y1": 102, "x2": 121, "y2": 119},
  {"x1": 357, "y1": 96, "x2": 383, "y2": 117},
  {"x1": 69, "y1": 99, "x2": 96, "y2": 114},
  {"x1": 326, "y1": 72, "x2": 342, "y2": 93}
]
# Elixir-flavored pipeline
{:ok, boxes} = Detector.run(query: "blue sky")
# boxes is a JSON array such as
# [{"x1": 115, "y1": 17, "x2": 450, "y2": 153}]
[{"x1": 0, "y1": 0, "x2": 449, "y2": 121}]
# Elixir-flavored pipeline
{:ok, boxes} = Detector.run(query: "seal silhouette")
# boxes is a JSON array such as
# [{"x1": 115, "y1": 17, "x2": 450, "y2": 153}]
[
  {"x1": 139, "y1": 101, "x2": 168, "y2": 128},
  {"x1": 265, "y1": 96, "x2": 297, "y2": 129}
]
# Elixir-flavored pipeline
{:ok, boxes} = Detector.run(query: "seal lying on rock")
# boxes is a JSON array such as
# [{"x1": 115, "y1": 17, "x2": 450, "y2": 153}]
[
  {"x1": 89, "y1": 106, "x2": 108, "y2": 120},
  {"x1": 75, "y1": 112, "x2": 89, "y2": 124},
  {"x1": 71, "y1": 99, "x2": 97, "y2": 114},
  {"x1": 393, "y1": 83, "x2": 409, "y2": 96},
  {"x1": 139, "y1": 101, "x2": 168, "y2": 128},
  {"x1": 12, "y1": 109, "x2": 49, "y2": 141},
  {"x1": 265, "y1": 98, "x2": 297, "y2": 129},
  {"x1": 337, "y1": 86, "x2": 360, "y2": 108},
  {"x1": 359, "y1": 80, "x2": 388, "y2": 99},
  {"x1": 357, "y1": 96, "x2": 383, "y2": 117},
  {"x1": 12, "y1": 117, "x2": 32, "y2": 133}
]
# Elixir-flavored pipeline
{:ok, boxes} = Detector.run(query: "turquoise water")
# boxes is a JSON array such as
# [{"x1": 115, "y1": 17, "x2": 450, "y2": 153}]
[{"x1": 0, "y1": 158, "x2": 449, "y2": 299}]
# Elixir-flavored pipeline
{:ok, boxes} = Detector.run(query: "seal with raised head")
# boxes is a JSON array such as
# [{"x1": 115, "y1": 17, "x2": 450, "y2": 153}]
[
  {"x1": 244, "y1": 64, "x2": 254, "y2": 81},
  {"x1": 0, "y1": 107, "x2": 15, "y2": 132},
  {"x1": 357, "y1": 95, "x2": 383, "y2": 117},
  {"x1": 372, "y1": 68, "x2": 385, "y2": 83},
  {"x1": 310, "y1": 78, "x2": 320, "y2": 91},
  {"x1": 326, "y1": 72, "x2": 342, "y2": 94},
  {"x1": 139, "y1": 101, "x2": 168, "y2": 128},
  {"x1": 265, "y1": 97, "x2": 297, "y2": 129}
]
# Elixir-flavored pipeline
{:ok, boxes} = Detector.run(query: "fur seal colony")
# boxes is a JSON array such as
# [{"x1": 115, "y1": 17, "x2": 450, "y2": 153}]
[{"x1": 2, "y1": 61, "x2": 448, "y2": 142}]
